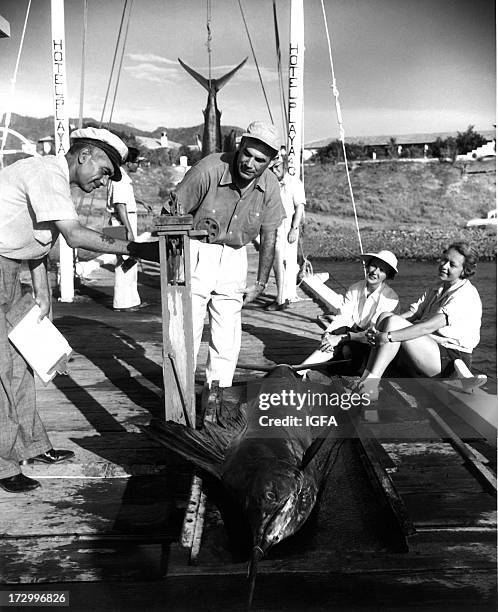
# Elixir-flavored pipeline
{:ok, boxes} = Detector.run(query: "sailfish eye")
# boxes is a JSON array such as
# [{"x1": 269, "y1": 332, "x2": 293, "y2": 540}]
[{"x1": 265, "y1": 490, "x2": 277, "y2": 502}]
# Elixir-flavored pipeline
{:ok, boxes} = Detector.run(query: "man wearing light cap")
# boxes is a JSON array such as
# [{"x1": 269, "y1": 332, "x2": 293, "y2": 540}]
[
  {"x1": 0, "y1": 127, "x2": 159, "y2": 493},
  {"x1": 174, "y1": 121, "x2": 285, "y2": 387}
]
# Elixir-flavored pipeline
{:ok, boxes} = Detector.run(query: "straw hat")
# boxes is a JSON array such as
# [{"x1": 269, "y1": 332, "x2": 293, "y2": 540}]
[{"x1": 361, "y1": 250, "x2": 398, "y2": 274}]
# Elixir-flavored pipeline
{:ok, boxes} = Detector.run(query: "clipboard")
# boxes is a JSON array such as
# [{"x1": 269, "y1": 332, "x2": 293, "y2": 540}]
[{"x1": 7, "y1": 303, "x2": 72, "y2": 386}]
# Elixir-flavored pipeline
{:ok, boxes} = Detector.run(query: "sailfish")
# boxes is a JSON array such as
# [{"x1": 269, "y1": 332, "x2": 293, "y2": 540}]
[
  {"x1": 178, "y1": 57, "x2": 247, "y2": 157},
  {"x1": 143, "y1": 365, "x2": 350, "y2": 608}
]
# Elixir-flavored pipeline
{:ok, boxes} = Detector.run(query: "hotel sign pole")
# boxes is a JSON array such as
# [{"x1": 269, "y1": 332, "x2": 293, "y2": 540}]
[
  {"x1": 285, "y1": 0, "x2": 304, "y2": 302},
  {"x1": 0, "y1": 14, "x2": 10, "y2": 38},
  {"x1": 287, "y1": 0, "x2": 304, "y2": 179},
  {"x1": 51, "y1": 0, "x2": 74, "y2": 302}
]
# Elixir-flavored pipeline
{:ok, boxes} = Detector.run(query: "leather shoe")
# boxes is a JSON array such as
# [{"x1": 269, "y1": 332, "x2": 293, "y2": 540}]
[
  {"x1": 265, "y1": 300, "x2": 290, "y2": 311},
  {"x1": 114, "y1": 302, "x2": 150, "y2": 312},
  {"x1": 0, "y1": 473, "x2": 41, "y2": 493},
  {"x1": 31, "y1": 448, "x2": 75, "y2": 464}
]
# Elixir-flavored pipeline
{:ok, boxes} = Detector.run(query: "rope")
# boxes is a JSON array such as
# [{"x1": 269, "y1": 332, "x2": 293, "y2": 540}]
[
  {"x1": 297, "y1": 240, "x2": 313, "y2": 284},
  {"x1": 99, "y1": 0, "x2": 129, "y2": 127},
  {"x1": 108, "y1": 0, "x2": 134, "y2": 126},
  {"x1": 237, "y1": 0, "x2": 274, "y2": 124},
  {"x1": 319, "y1": 0, "x2": 365, "y2": 270},
  {"x1": 78, "y1": 0, "x2": 88, "y2": 129},
  {"x1": 272, "y1": 0, "x2": 288, "y2": 145},
  {"x1": 297, "y1": 237, "x2": 349, "y2": 293},
  {"x1": 0, "y1": 0, "x2": 32, "y2": 168},
  {"x1": 206, "y1": 0, "x2": 213, "y2": 86}
]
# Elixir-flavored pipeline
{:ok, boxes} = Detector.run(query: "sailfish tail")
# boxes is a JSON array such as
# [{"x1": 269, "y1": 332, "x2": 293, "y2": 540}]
[{"x1": 178, "y1": 57, "x2": 248, "y2": 92}]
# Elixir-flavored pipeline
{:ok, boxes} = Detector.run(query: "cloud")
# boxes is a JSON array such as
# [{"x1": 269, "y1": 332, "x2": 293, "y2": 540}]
[
  {"x1": 127, "y1": 53, "x2": 178, "y2": 65},
  {"x1": 124, "y1": 63, "x2": 182, "y2": 84},
  {"x1": 124, "y1": 55, "x2": 278, "y2": 87}
]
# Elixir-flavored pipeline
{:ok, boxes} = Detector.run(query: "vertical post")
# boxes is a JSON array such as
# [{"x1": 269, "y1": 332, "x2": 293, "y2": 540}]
[
  {"x1": 0, "y1": 11, "x2": 13, "y2": 169},
  {"x1": 155, "y1": 216, "x2": 196, "y2": 427},
  {"x1": 51, "y1": 0, "x2": 74, "y2": 302},
  {"x1": 0, "y1": 14, "x2": 10, "y2": 169},
  {"x1": 0, "y1": 14, "x2": 10, "y2": 38},
  {"x1": 287, "y1": 0, "x2": 304, "y2": 179}
]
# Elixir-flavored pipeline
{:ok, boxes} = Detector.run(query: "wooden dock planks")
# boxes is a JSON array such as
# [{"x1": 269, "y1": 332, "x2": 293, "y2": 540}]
[{"x1": 0, "y1": 247, "x2": 496, "y2": 611}]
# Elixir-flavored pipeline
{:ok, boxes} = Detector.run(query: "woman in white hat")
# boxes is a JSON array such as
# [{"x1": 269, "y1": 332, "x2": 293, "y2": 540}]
[
  {"x1": 357, "y1": 242, "x2": 484, "y2": 400},
  {"x1": 298, "y1": 250, "x2": 399, "y2": 374}
]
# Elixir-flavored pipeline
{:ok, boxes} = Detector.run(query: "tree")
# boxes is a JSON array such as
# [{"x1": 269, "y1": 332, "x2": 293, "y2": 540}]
[
  {"x1": 316, "y1": 139, "x2": 342, "y2": 163},
  {"x1": 346, "y1": 142, "x2": 368, "y2": 160},
  {"x1": 148, "y1": 148, "x2": 175, "y2": 167},
  {"x1": 430, "y1": 137, "x2": 445, "y2": 158},
  {"x1": 175, "y1": 145, "x2": 201, "y2": 166},
  {"x1": 441, "y1": 136, "x2": 458, "y2": 162},
  {"x1": 455, "y1": 125, "x2": 487, "y2": 155},
  {"x1": 387, "y1": 137, "x2": 398, "y2": 159}
]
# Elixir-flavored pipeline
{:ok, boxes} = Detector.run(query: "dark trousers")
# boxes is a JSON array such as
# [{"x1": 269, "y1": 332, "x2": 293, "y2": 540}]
[{"x1": 0, "y1": 256, "x2": 51, "y2": 478}]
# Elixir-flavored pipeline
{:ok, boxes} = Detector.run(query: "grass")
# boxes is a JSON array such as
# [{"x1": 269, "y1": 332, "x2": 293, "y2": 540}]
[
  {"x1": 73, "y1": 158, "x2": 496, "y2": 262},
  {"x1": 302, "y1": 160, "x2": 495, "y2": 226}
]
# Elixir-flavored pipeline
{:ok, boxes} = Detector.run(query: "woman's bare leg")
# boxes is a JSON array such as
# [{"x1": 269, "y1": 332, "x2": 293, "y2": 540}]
[
  {"x1": 298, "y1": 347, "x2": 335, "y2": 368},
  {"x1": 359, "y1": 314, "x2": 441, "y2": 397}
]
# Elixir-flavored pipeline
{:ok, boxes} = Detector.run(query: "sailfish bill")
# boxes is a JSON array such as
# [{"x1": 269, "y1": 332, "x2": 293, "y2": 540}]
[{"x1": 178, "y1": 57, "x2": 247, "y2": 157}]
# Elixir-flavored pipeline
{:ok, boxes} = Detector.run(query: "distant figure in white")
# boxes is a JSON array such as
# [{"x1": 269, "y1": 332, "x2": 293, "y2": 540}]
[
  {"x1": 107, "y1": 146, "x2": 145, "y2": 312},
  {"x1": 265, "y1": 152, "x2": 306, "y2": 311}
]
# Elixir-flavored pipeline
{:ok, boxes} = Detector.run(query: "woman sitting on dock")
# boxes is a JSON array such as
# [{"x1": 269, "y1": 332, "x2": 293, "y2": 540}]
[
  {"x1": 356, "y1": 242, "x2": 483, "y2": 400},
  {"x1": 299, "y1": 250, "x2": 399, "y2": 375}
]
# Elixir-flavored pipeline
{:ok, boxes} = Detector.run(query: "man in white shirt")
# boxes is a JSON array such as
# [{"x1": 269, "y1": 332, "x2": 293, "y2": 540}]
[
  {"x1": 107, "y1": 147, "x2": 146, "y2": 312},
  {"x1": 265, "y1": 153, "x2": 306, "y2": 310}
]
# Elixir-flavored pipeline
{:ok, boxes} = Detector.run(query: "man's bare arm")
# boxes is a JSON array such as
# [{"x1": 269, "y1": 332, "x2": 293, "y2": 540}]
[
  {"x1": 29, "y1": 257, "x2": 51, "y2": 320},
  {"x1": 243, "y1": 227, "x2": 277, "y2": 306},
  {"x1": 54, "y1": 218, "x2": 158, "y2": 261}
]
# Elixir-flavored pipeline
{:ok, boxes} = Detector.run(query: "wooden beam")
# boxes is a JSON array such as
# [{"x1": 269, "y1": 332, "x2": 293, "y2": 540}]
[
  {"x1": 299, "y1": 273, "x2": 343, "y2": 311},
  {"x1": 0, "y1": 14, "x2": 10, "y2": 38},
  {"x1": 428, "y1": 380, "x2": 497, "y2": 446},
  {"x1": 352, "y1": 417, "x2": 417, "y2": 549},
  {"x1": 181, "y1": 383, "x2": 222, "y2": 564},
  {"x1": 389, "y1": 380, "x2": 497, "y2": 496}
]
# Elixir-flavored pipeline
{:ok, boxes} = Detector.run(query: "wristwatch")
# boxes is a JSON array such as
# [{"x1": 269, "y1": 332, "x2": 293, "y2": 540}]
[
  {"x1": 387, "y1": 332, "x2": 393, "y2": 342},
  {"x1": 255, "y1": 279, "x2": 267, "y2": 290}
]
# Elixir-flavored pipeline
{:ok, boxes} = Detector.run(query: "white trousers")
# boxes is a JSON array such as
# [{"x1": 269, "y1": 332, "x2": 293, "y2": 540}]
[
  {"x1": 276, "y1": 219, "x2": 300, "y2": 301},
  {"x1": 190, "y1": 241, "x2": 247, "y2": 387},
  {"x1": 283, "y1": 233, "x2": 299, "y2": 300},
  {"x1": 112, "y1": 213, "x2": 140, "y2": 309}
]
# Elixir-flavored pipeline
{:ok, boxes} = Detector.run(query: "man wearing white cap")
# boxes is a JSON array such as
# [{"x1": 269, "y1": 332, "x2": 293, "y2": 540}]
[
  {"x1": 174, "y1": 121, "x2": 285, "y2": 387},
  {"x1": 0, "y1": 127, "x2": 159, "y2": 493}
]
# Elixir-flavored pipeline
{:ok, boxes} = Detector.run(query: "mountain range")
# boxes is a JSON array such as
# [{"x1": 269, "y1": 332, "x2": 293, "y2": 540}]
[
  {"x1": 3, "y1": 113, "x2": 495, "y2": 150},
  {"x1": 1, "y1": 113, "x2": 244, "y2": 148}
]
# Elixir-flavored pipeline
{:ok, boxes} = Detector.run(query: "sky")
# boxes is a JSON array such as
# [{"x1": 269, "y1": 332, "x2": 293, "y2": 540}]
[{"x1": 0, "y1": 0, "x2": 495, "y2": 143}]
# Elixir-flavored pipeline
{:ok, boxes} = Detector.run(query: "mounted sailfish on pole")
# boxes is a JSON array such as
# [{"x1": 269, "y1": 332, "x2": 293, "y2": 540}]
[{"x1": 178, "y1": 57, "x2": 247, "y2": 157}]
